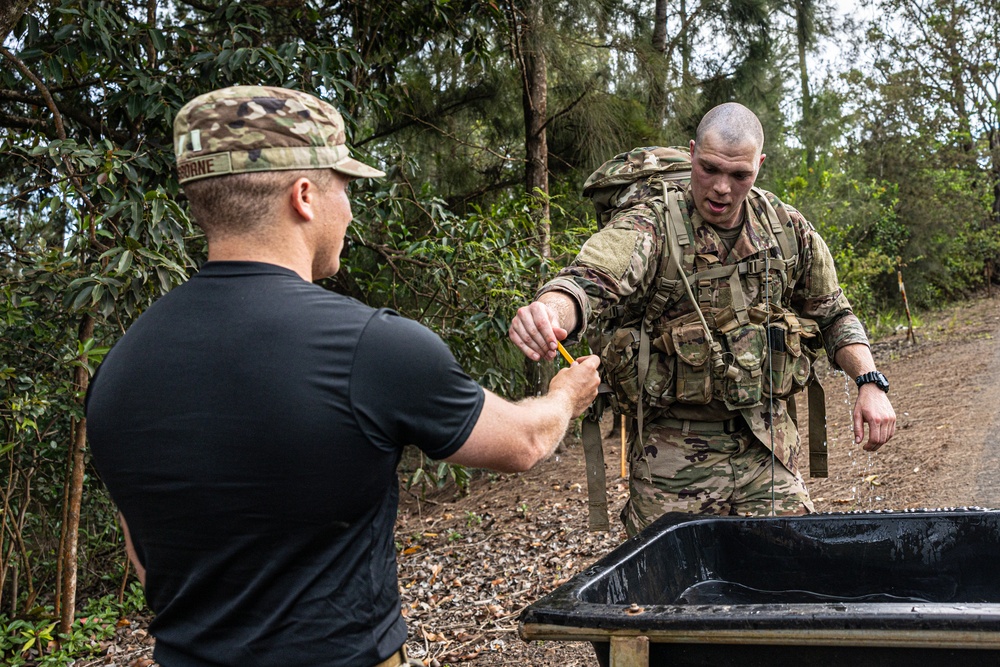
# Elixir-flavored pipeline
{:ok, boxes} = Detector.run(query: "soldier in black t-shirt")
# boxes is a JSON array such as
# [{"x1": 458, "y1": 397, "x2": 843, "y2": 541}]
[{"x1": 86, "y1": 86, "x2": 600, "y2": 667}]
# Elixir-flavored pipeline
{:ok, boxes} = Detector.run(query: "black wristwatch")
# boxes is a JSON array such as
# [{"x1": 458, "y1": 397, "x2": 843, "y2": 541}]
[{"x1": 855, "y1": 371, "x2": 889, "y2": 393}]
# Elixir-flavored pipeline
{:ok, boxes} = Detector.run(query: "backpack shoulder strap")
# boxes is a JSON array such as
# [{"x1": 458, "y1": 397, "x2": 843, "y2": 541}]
[
  {"x1": 751, "y1": 187, "x2": 797, "y2": 268},
  {"x1": 644, "y1": 185, "x2": 692, "y2": 323},
  {"x1": 581, "y1": 409, "x2": 611, "y2": 531}
]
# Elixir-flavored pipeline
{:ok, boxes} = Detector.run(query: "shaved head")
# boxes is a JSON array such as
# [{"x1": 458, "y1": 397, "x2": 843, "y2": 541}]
[
  {"x1": 688, "y1": 102, "x2": 767, "y2": 228},
  {"x1": 694, "y1": 103, "x2": 764, "y2": 155}
]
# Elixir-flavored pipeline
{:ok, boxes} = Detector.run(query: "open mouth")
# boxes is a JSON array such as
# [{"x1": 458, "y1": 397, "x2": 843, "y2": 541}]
[{"x1": 706, "y1": 199, "x2": 728, "y2": 214}]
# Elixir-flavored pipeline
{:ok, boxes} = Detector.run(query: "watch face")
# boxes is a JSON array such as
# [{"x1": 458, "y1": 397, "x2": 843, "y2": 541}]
[{"x1": 875, "y1": 372, "x2": 889, "y2": 391}]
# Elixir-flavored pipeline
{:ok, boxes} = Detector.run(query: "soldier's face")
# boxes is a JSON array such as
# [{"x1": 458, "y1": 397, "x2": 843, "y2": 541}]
[
  {"x1": 313, "y1": 171, "x2": 354, "y2": 279},
  {"x1": 689, "y1": 134, "x2": 764, "y2": 228}
]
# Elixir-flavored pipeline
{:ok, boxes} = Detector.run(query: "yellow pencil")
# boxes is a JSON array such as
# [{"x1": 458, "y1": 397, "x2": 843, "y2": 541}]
[{"x1": 556, "y1": 340, "x2": 575, "y2": 365}]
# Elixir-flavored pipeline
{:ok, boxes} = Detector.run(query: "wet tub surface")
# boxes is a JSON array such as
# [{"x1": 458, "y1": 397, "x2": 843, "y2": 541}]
[{"x1": 519, "y1": 509, "x2": 1000, "y2": 665}]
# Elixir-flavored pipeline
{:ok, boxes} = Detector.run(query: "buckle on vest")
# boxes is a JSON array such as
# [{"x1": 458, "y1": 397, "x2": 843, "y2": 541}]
[
  {"x1": 697, "y1": 278, "x2": 713, "y2": 303},
  {"x1": 648, "y1": 292, "x2": 669, "y2": 318},
  {"x1": 723, "y1": 416, "x2": 744, "y2": 434},
  {"x1": 602, "y1": 305, "x2": 626, "y2": 321}
]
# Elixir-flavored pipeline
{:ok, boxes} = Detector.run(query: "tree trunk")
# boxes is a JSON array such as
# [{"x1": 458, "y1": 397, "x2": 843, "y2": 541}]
[
  {"x1": 0, "y1": 0, "x2": 34, "y2": 44},
  {"x1": 518, "y1": 0, "x2": 554, "y2": 393},
  {"x1": 795, "y1": 0, "x2": 815, "y2": 168},
  {"x1": 521, "y1": 0, "x2": 550, "y2": 258},
  {"x1": 941, "y1": 10, "x2": 974, "y2": 156},
  {"x1": 0, "y1": 458, "x2": 18, "y2": 612},
  {"x1": 58, "y1": 313, "x2": 94, "y2": 637},
  {"x1": 680, "y1": 0, "x2": 691, "y2": 87},
  {"x1": 649, "y1": 0, "x2": 674, "y2": 123},
  {"x1": 991, "y1": 126, "x2": 1000, "y2": 226},
  {"x1": 55, "y1": 409, "x2": 76, "y2": 616},
  {"x1": 652, "y1": 0, "x2": 667, "y2": 53}
]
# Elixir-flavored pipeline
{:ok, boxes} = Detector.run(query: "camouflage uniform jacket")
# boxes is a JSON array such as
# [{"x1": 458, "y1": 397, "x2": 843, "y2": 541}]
[{"x1": 537, "y1": 182, "x2": 869, "y2": 472}]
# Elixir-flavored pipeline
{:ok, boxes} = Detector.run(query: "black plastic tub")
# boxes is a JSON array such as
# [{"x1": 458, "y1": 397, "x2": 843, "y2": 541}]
[{"x1": 519, "y1": 509, "x2": 1000, "y2": 666}]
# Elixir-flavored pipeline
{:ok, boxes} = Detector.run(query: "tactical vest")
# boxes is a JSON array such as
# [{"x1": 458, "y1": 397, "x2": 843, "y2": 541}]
[{"x1": 576, "y1": 147, "x2": 828, "y2": 531}]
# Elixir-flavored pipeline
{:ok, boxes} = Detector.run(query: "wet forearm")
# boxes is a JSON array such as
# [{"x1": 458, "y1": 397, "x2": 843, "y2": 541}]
[{"x1": 833, "y1": 343, "x2": 877, "y2": 380}]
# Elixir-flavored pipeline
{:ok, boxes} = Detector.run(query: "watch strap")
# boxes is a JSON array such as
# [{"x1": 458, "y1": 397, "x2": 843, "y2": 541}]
[{"x1": 855, "y1": 371, "x2": 888, "y2": 392}]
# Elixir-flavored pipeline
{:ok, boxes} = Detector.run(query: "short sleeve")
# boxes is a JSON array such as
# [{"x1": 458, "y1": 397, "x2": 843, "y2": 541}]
[{"x1": 351, "y1": 310, "x2": 485, "y2": 460}]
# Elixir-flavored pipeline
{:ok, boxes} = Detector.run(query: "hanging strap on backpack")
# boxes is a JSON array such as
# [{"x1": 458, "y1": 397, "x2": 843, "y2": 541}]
[
  {"x1": 581, "y1": 390, "x2": 612, "y2": 531},
  {"x1": 643, "y1": 193, "x2": 686, "y2": 324},
  {"x1": 807, "y1": 375, "x2": 828, "y2": 478},
  {"x1": 752, "y1": 187, "x2": 798, "y2": 295}
]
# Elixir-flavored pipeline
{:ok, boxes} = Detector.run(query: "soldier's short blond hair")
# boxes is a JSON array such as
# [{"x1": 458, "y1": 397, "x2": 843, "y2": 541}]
[{"x1": 183, "y1": 169, "x2": 335, "y2": 239}]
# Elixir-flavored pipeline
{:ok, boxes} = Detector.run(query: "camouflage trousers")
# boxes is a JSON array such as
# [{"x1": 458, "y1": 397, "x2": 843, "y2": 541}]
[{"x1": 622, "y1": 417, "x2": 814, "y2": 537}]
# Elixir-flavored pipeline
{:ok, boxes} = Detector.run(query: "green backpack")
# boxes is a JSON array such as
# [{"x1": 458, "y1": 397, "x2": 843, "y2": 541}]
[{"x1": 583, "y1": 146, "x2": 693, "y2": 228}]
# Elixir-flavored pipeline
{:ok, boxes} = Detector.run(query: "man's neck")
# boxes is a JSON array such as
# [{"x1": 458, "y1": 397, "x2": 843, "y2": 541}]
[{"x1": 207, "y1": 236, "x2": 314, "y2": 282}]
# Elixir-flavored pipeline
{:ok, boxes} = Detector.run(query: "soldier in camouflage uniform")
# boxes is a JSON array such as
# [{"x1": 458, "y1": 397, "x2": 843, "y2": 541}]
[{"x1": 510, "y1": 103, "x2": 896, "y2": 536}]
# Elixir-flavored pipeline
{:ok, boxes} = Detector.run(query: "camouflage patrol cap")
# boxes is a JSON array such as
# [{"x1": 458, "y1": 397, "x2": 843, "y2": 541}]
[{"x1": 173, "y1": 85, "x2": 385, "y2": 184}]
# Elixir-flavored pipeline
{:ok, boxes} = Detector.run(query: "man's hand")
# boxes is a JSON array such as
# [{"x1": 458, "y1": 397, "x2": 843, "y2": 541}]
[
  {"x1": 854, "y1": 385, "x2": 896, "y2": 451},
  {"x1": 548, "y1": 355, "x2": 601, "y2": 417},
  {"x1": 833, "y1": 343, "x2": 896, "y2": 451},
  {"x1": 509, "y1": 301, "x2": 566, "y2": 361}
]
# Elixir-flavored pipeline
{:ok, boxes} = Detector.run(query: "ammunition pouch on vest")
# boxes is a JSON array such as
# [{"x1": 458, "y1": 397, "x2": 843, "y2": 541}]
[{"x1": 600, "y1": 307, "x2": 822, "y2": 415}]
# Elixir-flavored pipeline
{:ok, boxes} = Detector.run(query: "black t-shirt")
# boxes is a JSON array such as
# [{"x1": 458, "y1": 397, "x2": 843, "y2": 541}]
[{"x1": 86, "y1": 262, "x2": 485, "y2": 666}]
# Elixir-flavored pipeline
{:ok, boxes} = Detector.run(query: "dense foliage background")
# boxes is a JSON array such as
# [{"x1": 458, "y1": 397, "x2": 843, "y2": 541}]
[{"x1": 1, "y1": 0, "x2": 997, "y2": 661}]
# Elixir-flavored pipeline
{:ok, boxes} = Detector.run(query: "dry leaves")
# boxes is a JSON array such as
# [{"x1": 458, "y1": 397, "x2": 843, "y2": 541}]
[{"x1": 396, "y1": 476, "x2": 627, "y2": 665}]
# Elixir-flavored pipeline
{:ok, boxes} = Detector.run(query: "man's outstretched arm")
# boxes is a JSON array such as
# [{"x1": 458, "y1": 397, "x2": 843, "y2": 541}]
[{"x1": 446, "y1": 355, "x2": 600, "y2": 472}]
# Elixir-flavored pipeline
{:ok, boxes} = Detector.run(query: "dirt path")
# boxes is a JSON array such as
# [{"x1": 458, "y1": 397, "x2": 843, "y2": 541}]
[
  {"x1": 976, "y1": 329, "x2": 1000, "y2": 505},
  {"x1": 808, "y1": 295, "x2": 1000, "y2": 513},
  {"x1": 72, "y1": 296, "x2": 1000, "y2": 667}
]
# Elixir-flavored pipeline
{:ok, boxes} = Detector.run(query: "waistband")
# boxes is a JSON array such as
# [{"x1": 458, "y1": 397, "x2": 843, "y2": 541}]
[
  {"x1": 372, "y1": 647, "x2": 407, "y2": 667},
  {"x1": 651, "y1": 416, "x2": 745, "y2": 435}
]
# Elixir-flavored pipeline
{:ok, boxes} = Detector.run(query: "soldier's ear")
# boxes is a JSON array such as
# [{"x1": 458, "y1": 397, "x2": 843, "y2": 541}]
[
  {"x1": 758, "y1": 153, "x2": 766, "y2": 169},
  {"x1": 289, "y1": 177, "x2": 318, "y2": 222}
]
